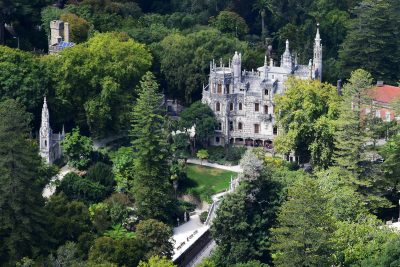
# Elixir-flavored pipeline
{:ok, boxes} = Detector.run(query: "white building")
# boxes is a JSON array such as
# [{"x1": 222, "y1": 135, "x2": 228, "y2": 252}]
[{"x1": 202, "y1": 25, "x2": 322, "y2": 148}]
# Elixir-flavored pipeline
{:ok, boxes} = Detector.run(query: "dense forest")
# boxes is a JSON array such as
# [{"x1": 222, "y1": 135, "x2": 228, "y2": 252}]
[
  {"x1": 1, "y1": 0, "x2": 399, "y2": 135},
  {"x1": 1, "y1": 0, "x2": 400, "y2": 266}
]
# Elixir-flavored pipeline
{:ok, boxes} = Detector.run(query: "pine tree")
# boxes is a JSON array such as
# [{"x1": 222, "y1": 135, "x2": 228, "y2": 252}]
[
  {"x1": 339, "y1": 0, "x2": 400, "y2": 84},
  {"x1": 270, "y1": 176, "x2": 336, "y2": 267},
  {"x1": 333, "y1": 69, "x2": 373, "y2": 173},
  {"x1": 130, "y1": 72, "x2": 175, "y2": 223},
  {"x1": 0, "y1": 99, "x2": 50, "y2": 265}
]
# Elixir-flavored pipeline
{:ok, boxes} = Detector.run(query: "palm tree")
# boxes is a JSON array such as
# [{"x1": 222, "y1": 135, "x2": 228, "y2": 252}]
[{"x1": 253, "y1": 0, "x2": 276, "y2": 39}]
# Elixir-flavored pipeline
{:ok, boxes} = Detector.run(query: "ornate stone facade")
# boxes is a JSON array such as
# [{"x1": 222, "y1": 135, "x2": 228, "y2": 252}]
[
  {"x1": 202, "y1": 25, "x2": 322, "y2": 148},
  {"x1": 39, "y1": 97, "x2": 64, "y2": 164}
]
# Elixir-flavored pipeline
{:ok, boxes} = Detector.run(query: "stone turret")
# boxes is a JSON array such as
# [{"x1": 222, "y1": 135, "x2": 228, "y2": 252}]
[
  {"x1": 281, "y1": 40, "x2": 292, "y2": 69},
  {"x1": 313, "y1": 23, "x2": 323, "y2": 81},
  {"x1": 232, "y1": 51, "x2": 242, "y2": 83}
]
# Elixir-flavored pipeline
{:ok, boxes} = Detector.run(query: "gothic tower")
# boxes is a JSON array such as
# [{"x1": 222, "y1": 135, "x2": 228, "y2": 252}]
[
  {"x1": 232, "y1": 51, "x2": 242, "y2": 86},
  {"x1": 39, "y1": 97, "x2": 51, "y2": 163},
  {"x1": 313, "y1": 23, "x2": 323, "y2": 81},
  {"x1": 281, "y1": 40, "x2": 293, "y2": 70}
]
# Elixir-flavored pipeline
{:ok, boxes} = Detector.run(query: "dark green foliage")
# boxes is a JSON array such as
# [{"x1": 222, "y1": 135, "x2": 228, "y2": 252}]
[
  {"x1": 86, "y1": 162, "x2": 115, "y2": 189},
  {"x1": 136, "y1": 219, "x2": 174, "y2": 259},
  {"x1": 339, "y1": 0, "x2": 400, "y2": 84},
  {"x1": 57, "y1": 172, "x2": 110, "y2": 203},
  {"x1": 0, "y1": 99, "x2": 50, "y2": 265},
  {"x1": 199, "y1": 211, "x2": 208, "y2": 223},
  {"x1": 45, "y1": 193, "x2": 92, "y2": 249},
  {"x1": 88, "y1": 237, "x2": 146, "y2": 267},
  {"x1": 130, "y1": 72, "x2": 175, "y2": 223},
  {"x1": 207, "y1": 146, "x2": 247, "y2": 165},
  {"x1": 210, "y1": 11, "x2": 249, "y2": 38},
  {"x1": 179, "y1": 101, "x2": 218, "y2": 148}
]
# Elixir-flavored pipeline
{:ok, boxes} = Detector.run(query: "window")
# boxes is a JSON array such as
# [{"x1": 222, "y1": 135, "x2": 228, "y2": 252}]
[
  {"x1": 212, "y1": 83, "x2": 216, "y2": 93},
  {"x1": 217, "y1": 83, "x2": 222, "y2": 94},
  {"x1": 216, "y1": 102, "x2": 220, "y2": 112},
  {"x1": 238, "y1": 122, "x2": 243, "y2": 130},
  {"x1": 216, "y1": 122, "x2": 222, "y2": 131},
  {"x1": 230, "y1": 103, "x2": 234, "y2": 111},
  {"x1": 255, "y1": 103, "x2": 259, "y2": 112},
  {"x1": 375, "y1": 110, "x2": 381, "y2": 118},
  {"x1": 264, "y1": 89, "x2": 269, "y2": 95},
  {"x1": 264, "y1": 105, "x2": 269, "y2": 114},
  {"x1": 226, "y1": 84, "x2": 230, "y2": 94},
  {"x1": 229, "y1": 121, "x2": 234, "y2": 131},
  {"x1": 45, "y1": 140, "x2": 47, "y2": 147},
  {"x1": 239, "y1": 102, "x2": 243, "y2": 110},
  {"x1": 385, "y1": 112, "x2": 391, "y2": 122},
  {"x1": 216, "y1": 137, "x2": 220, "y2": 143},
  {"x1": 273, "y1": 126, "x2": 278, "y2": 135},
  {"x1": 254, "y1": 124, "x2": 260, "y2": 134}
]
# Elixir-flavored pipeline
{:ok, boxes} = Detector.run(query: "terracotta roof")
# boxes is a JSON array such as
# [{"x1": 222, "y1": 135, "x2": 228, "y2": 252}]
[{"x1": 369, "y1": 84, "x2": 400, "y2": 104}]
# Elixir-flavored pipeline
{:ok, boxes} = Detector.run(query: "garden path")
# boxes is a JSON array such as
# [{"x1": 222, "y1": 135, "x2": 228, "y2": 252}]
[{"x1": 187, "y1": 158, "x2": 242, "y2": 173}]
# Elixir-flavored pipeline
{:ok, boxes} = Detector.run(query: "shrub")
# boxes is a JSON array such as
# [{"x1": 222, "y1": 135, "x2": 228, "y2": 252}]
[
  {"x1": 86, "y1": 162, "x2": 115, "y2": 188},
  {"x1": 200, "y1": 211, "x2": 208, "y2": 223}
]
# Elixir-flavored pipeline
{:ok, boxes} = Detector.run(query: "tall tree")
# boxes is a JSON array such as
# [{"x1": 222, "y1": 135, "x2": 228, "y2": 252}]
[
  {"x1": 0, "y1": 99, "x2": 50, "y2": 265},
  {"x1": 274, "y1": 78, "x2": 341, "y2": 168},
  {"x1": 270, "y1": 176, "x2": 336, "y2": 267},
  {"x1": 130, "y1": 72, "x2": 175, "y2": 223},
  {"x1": 339, "y1": 0, "x2": 400, "y2": 84},
  {"x1": 333, "y1": 69, "x2": 373, "y2": 173}
]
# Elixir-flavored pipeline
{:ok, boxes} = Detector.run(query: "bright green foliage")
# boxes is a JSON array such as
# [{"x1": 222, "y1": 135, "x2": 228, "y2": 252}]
[
  {"x1": 210, "y1": 11, "x2": 249, "y2": 38},
  {"x1": 0, "y1": 46, "x2": 46, "y2": 111},
  {"x1": 333, "y1": 69, "x2": 373, "y2": 173},
  {"x1": 157, "y1": 28, "x2": 248, "y2": 103},
  {"x1": 60, "y1": 13, "x2": 91, "y2": 43},
  {"x1": 45, "y1": 193, "x2": 92, "y2": 248},
  {"x1": 333, "y1": 215, "x2": 398, "y2": 266},
  {"x1": 211, "y1": 152, "x2": 283, "y2": 266},
  {"x1": 180, "y1": 101, "x2": 217, "y2": 149},
  {"x1": 104, "y1": 224, "x2": 135, "y2": 240},
  {"x1": 316, "y1": 167, "x2": 367, "y2": 221},
  {"x1": 138, "y1": 256, "x2": 176, "y2": 267},
  {"x1": 197, "y1": 258, "x2": 217, "y2": 267},
  {"x1": 0, "y1": 99, "x2": 50, "y2": 265},
  {"x1": 88, "y1": 236, "x2": 146, "y2": 267},
  {"x1": 361, "y1": 236, "x2": 400, "y2": 267},
  {"x1": 110, "y1": 146, "x2": 134, "y2": 192},
  {"x1": 46, "y1": 32, "x2": 152, "y2": 136},
  {"x1": 274, "y1": 78, "x2": 341, "y2": 168},
  {"x1": 130, "y1": 72, "x2": 175, "y2": 223},
  {"x1": 136, "y1": 219, "x2": 174, "y2": 259},
  {"x1": 197, "y1": 149, "x2": 209, "y2": 164},
  {"x1": 234, "y1": 260, "x2": 269, "y2": 267},
  {"x1": 271, "y1": 176, "x2": 336, "y2": 267},
  {"x1": 62, "y1": 127, "x2": 93, "y2": 170},
  {"x1": 339, "y1": 0, "x2": 400, "y2": 84}
]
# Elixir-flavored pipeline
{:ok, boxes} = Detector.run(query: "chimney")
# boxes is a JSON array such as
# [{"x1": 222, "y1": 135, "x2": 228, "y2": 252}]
[
  {"x1": 337, "y1": 79, "x2": 342, "y2": 96},
  {"x1": 64, "y1": 22, "x2": 70, "y2": 43},
  {"x1": 377, "y1": 81, "x2": 384, "y2": 87}
]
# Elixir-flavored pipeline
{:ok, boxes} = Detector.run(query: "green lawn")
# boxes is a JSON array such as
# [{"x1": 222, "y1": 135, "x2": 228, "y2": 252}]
[{"x1": 184, "y1": 164, "x2": 237, "y2": 202}]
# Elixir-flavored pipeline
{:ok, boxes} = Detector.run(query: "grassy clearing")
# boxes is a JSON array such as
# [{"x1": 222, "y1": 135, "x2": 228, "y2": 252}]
[{"x1": 184, "y1": 164, "x2": 237, "y2": 202}]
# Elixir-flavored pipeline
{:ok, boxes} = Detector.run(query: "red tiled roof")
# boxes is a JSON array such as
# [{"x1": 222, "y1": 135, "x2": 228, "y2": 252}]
[{"x1": 369, "y1": 84, "x2": 400, "y2": 104}]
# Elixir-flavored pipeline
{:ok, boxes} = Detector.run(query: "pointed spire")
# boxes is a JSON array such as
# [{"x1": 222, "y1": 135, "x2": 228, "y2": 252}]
[
  {"x1": 62, "y1": 124, "x2": 65, "y2": 136},
  {"x1": 315, "y1": 23, "x2": 321, "y2": 46},
  {"x1": 285, "y1": 39, "x2": 290, "y2": 51},
  {"x1": 41, "y1": 97, "x2": 50, "y2": 127}
]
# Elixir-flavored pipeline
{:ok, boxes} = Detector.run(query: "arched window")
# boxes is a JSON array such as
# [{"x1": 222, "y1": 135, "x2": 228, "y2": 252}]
[
  {"x1": 45, "y1": 140, "x2": 47, "y2": 147},
  {"x1": 217, "y1": 83, "x2": 222, "y2": 94},
  {"x1": 238, "y1": 122, "x2": 243, "y2": 130},
  {"x1": 216, "y1": 122, "x2": 222, "y2": 131},
  {"x1": 230, "y1": 103, "x2": 234, "y2": 111},
  {"x1": 239, "y1": 102, "x2": 243, "y2": 110},
  {"x1": 216, "y1": 102, "x2": 220, "y2": 112}
]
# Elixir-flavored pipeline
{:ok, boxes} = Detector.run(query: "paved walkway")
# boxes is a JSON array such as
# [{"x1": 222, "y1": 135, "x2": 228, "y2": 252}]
[
  {"x1": 187, "y1": 158, "x2": 242, "y2": 173},
  {"x1": 42, "y1": 165, "x2": 74, "y2": 198},
  {"x1": 172, "y1": 212, "x2": 209, "y2": 261}
]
